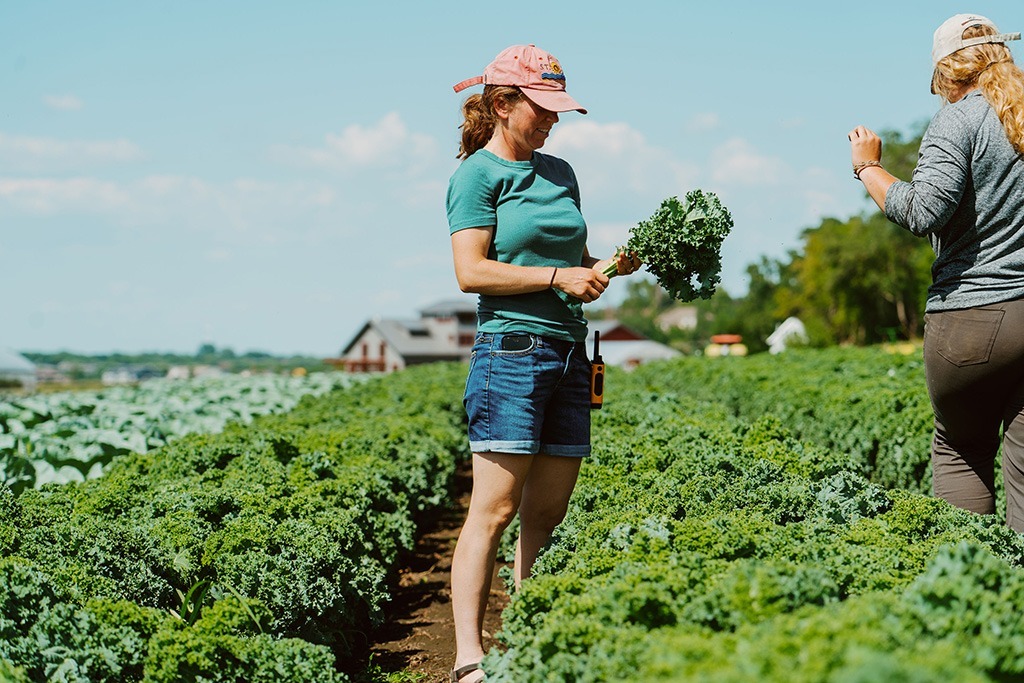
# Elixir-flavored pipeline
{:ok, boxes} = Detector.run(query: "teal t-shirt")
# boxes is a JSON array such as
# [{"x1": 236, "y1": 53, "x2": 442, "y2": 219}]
[{"x1": 446, "y1": 149, "x2": 589, "y2": 342}]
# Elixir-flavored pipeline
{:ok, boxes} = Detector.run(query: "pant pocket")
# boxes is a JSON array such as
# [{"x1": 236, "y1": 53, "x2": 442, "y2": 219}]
[{"x1": 928, "y1": 307, "x2": 1004, "y2": 367}]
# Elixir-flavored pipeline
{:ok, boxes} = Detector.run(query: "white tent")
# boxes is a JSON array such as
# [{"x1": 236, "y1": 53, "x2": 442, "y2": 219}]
[
  {"x1": 0, "y1": 348, "x2": 37, "y2": 390},
  {"x1": 766, "y1": 317, "x2": 808, "y2": 355}
]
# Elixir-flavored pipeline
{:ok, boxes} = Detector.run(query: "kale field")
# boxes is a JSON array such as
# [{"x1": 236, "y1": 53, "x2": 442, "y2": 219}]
[{"x1": 2, "y1": 348, "x2": 1023, "y2": 682}]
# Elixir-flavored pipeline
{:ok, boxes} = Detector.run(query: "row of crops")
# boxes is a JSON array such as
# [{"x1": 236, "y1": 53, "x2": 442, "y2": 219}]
[
  {"x1": 0, "y1": 365, "x2": 468, "y2": 682},
  {"x1": 3, "y1": 348, "x2": 1023, "y2": 681},
  {"x1": 0, "y1": 373, "x2": 360, "y2": 495},
  {"x1": 486, "y1": 351, "x2": 1024, "y2": 681},
  {"x1": 636, "y1": 346, "x2": 937, "y2": 493}
]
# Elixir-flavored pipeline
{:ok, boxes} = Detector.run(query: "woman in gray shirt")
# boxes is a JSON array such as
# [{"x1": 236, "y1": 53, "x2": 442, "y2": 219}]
[{"x1": 848, "y1": 14, "x2": 1024, "y2": 531}]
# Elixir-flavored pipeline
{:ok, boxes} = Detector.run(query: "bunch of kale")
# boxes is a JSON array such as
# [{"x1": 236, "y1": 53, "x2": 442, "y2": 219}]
[{"x1": 606, "y1": 190, "x2": 733, "y2": 302}]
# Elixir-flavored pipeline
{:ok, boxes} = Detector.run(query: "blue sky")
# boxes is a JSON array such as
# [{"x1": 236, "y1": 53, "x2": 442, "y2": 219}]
[{"x1": 3, "y1": 1, "x2": 1022, "y2": 355}]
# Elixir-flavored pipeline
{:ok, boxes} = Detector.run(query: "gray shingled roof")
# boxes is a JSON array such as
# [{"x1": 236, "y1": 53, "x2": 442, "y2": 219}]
[
  {"x1": 374, "y1": 319, "x2": 464, "y2": 358},
  {"x1": 419, "y1": 298, "x2": 477, "y2": 317},
  {"x1": 342, "y1": 319, "x2": 467, "y2": 359},
  {"x1": 587, "y1": 320, "x2": 630, "y2": 338}
]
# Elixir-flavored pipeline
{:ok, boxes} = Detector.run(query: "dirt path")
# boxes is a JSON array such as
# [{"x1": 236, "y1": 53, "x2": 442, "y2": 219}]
[{"x1": 368, "y1": 464, "x2": 509, "y2": 682}]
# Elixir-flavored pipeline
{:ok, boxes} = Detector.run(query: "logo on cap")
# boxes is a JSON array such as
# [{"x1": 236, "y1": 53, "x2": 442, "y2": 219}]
[{"x1": 542, "y1": 59, "x2": 565, "y2": 81}]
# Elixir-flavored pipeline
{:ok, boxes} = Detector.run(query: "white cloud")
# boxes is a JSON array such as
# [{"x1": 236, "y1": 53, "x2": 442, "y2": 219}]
[
  {"x1": 230, "y1": 178, "x2": 336, "y2": 207},
  {"x1": 203, "y1": 248, "x2": 232, "y2": 262},
  {"x1": 708, "y1": 140, "x2": 857, "y2": 222},
  {"x1": 585, "y1": 220, "x2": 635, "y2": 256},
  {"x1": 0, "y1": 132, "x2": 142, "y2": 171},
  {"x1": 271, "y1": 112, "x2": 439, "y2": 173},
  {"x1": 0, "y1": 177, "x2": 130, "y2": 213},
  {"x1": 686, "y1": 112, "x2": 720, "y2": 132},
  {"x1": 550, "y1": 120, "x2": 645, "y2": 156},
  {"x1": 709, "y1": 138, "x2": 783, "y2": 186},
  {"x1": 0, "y1": 173, "x2": 342, "y2": 243},
  {"x1": 43, "y1": 94, "x2": 84, "y2": 111},
  {"x1": 127, "y1": 176, "x2": 342, "y2": 242},
  {"x1": 137, "y1": 175, "x2": 211, "y2": 198},
  {"x1": 546, "y1": 120, "x2": 699, "y2": 212},
  {"x1": 794, "y1": 165, "x2": 864, "y2": 223}
]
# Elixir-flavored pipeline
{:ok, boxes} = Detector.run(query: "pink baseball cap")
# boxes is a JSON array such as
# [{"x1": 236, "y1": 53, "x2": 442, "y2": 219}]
[{"x1": 453, "y1": 44, "x2": 587, "y2": 114}]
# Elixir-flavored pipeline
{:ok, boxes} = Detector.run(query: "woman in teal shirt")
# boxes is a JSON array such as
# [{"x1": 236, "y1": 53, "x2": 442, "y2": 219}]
[{"x1": 446, "y1": 44, "x2": 638, "y2": 682}]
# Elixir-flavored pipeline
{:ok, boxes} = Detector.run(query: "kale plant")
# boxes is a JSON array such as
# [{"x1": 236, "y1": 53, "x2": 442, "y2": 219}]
[{"x1": 605, "y1": 190, "x2": 733, "y2": 301}]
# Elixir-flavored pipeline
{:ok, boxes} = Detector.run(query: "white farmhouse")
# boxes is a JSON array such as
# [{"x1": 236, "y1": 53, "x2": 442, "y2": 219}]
[
  {"x1": 335, "y1": 299, "x2": 477, "y2": 373},
  {"x1": 0, "y1": 348, "x2": 37, "y2": 390}
]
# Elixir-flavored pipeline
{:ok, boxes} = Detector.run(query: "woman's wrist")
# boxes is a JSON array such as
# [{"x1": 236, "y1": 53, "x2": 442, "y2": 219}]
[{"x1": 853, "y1": 159, "x2": 883, "y2": 180}]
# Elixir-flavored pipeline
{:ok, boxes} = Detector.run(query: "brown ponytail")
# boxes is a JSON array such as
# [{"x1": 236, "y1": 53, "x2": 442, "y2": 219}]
[
  {"x1": 457, "y1": 86, "x2": 523, "y2": 159},
  {"x1": 932, "y1": 24, "x2": 1024, "y2": 154}
]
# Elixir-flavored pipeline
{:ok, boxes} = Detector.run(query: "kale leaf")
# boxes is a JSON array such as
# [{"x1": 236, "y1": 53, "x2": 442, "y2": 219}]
[{"x1": 622, "y1": 190, "x2": 733, "y2": 302}]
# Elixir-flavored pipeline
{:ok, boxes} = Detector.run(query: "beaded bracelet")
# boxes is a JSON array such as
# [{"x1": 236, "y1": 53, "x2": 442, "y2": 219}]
[{"x1": 853, "y1": 160, "x2": 883, "y2": 180}]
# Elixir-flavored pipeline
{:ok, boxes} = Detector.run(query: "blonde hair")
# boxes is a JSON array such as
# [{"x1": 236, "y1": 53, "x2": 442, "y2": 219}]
[
  {"x1": 932, "y1": 23, "x2": 1024, "y2": 154},
  {"x1": 456, "y1": 85, "x2": 523, "y2": 159}
]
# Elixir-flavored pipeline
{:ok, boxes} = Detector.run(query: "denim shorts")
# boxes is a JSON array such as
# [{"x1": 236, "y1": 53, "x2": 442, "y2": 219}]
[{"x1": 464, "y1": 332, "x2": 591, "y2": 457}]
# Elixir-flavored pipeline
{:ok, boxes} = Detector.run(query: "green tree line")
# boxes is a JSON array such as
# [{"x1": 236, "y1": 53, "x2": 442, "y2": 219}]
[
  {"x1": 607, "y1": 124, "x2": 934, "y2": 354},
  {"x1": 22, "y1": 344, "x2": 332, "y2": 380}
]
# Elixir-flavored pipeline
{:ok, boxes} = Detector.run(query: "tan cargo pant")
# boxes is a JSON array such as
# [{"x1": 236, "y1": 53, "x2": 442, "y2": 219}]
[{"x1": 923, "y1": 298, "x2": 1024, "y2": 532}]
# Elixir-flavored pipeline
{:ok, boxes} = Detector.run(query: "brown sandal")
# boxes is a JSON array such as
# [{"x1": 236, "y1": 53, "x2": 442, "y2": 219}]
[{"x1": 451, "y1": 662, "x2": 482, "y2": 681}]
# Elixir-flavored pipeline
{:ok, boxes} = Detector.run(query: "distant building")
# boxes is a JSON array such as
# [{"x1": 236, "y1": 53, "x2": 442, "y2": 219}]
[
  {"x1": 166, "y1": 365, "x2": 192, "y2": 380},
  {"x1": 705, "y1": 334, "x2": 748, "y2": 357},
  {"x1": 656, "y1": 305, "x2": 699, "y2": 332},
  {"x1": 336, "y1": 302, "x2": 680, "y2": 374},
  {"x1": 100, "y1": 366, "x2": 162, "y2": 386},
  {"x1": 334, "y1": 299, "x2": 477, "y2": 373},
  {"x1": 34, "y1": 365, "x2": 71, "y2": 385},
  {"x1": 192, "y1": 365, "x2": 226, "y2": 379},
  {"x1": 0, "y1": 348, "x2": 37, "y2": 390},
  {"x1": 587, "y1": 320, "x2": 680, "y2": 369},
  {"x1": 164, "y1": 365, "x2": 227, "y2": 380}
]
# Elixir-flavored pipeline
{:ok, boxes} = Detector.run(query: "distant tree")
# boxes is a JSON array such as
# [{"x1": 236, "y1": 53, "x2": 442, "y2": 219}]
[
  {"x1": 777, "y1": 215, "x2": 927, "y2": 344},
  {"x1": 723, "y1": 257, "x2": 788, "y2": 353},
  {"x1": 775, "y1": 124, "x2": 932, "y2": 344},
  {"x1": 878, "y1": 121, "x2": 929, "y2": 181},
  {"x1": 609, "y1": 277, "x2": 674, "y2": 343},
  {"x1": 197, "y1": 343, "x2": 218, "y2": 358},
  {"x1": 600, "y1": 122, "x2": 933, "y2": 351}
]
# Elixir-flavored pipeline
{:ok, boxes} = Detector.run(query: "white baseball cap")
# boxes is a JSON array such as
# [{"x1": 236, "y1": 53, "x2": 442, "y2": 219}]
[{"x1": 932, "y1": 14, "x2": 1020, "y2": 67}]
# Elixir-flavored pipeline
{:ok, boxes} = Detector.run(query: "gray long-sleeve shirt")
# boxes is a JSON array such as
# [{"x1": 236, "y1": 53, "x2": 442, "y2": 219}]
[{"x1": 885, "y1": 91, "x2": 1024, "y2": 312}]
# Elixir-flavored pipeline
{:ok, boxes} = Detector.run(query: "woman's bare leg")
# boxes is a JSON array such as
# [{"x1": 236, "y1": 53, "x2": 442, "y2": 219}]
[
  {"x1": 451, "y1": 452, "x2": 533, "y2": 680},
  {"x1": 514, "y1": 453, "x2": 582, "y2": 586}
]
